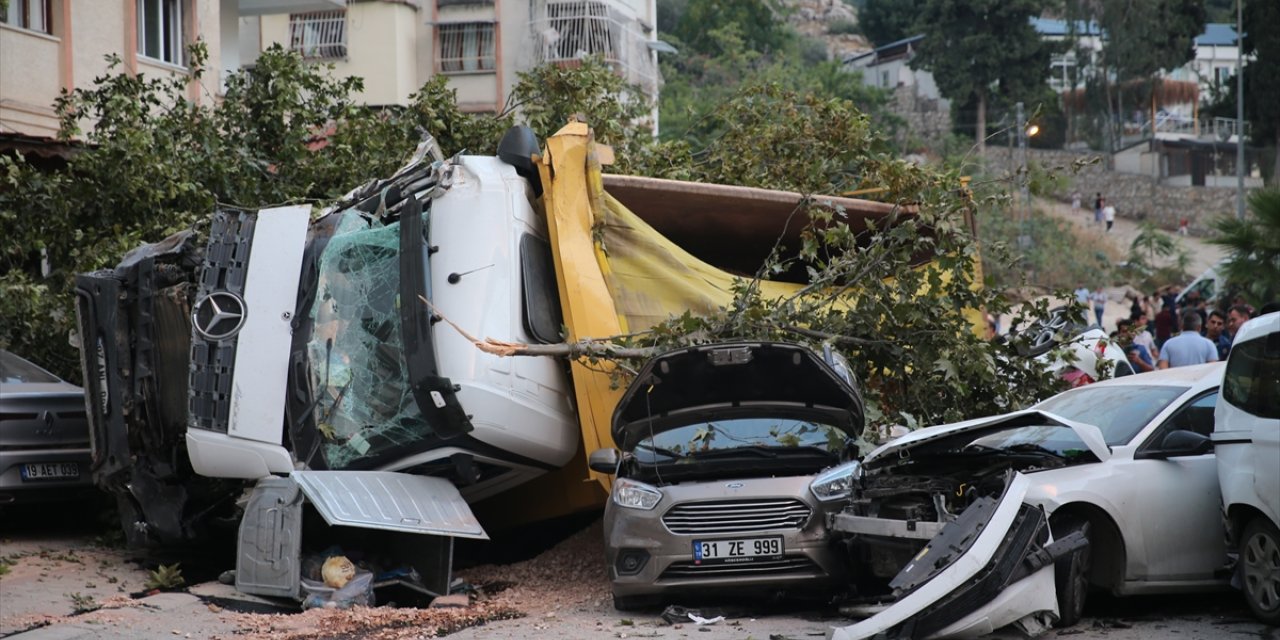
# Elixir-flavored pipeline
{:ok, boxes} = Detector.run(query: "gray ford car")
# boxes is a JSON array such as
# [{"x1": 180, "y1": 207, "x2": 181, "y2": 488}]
[
  {"x1": 590, "y1": 342, "x2": 865, "y2": 610},
  {"x1": 0, "y1": 350, "x2": 93, "y2": 505}
]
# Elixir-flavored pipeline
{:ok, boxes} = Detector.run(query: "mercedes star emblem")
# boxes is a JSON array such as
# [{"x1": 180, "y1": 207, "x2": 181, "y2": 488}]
[{"x1": 192, "y1": 291, "x2": 247, "y2": 341}]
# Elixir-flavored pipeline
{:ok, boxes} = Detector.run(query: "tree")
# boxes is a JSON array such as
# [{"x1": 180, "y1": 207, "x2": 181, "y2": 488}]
[
  {"x1": 670, "y1": 0, "x2": 792, "y2": 56},
  {"x1": 1242, "y1": 0, "x2": 1280, "y2": 183},
  {"x1": 1209, "y1": 189, "x2": 1280, "y2": 306},
  {"x1": 1, "y1": 41, "x2": 1071, "y2": 434},
  {"x1": 858, "y1": 0, "x2": 925, "y2": 47},
  {"x1": 1096, "y1": 0, "x2": 1206, "y2": 130},
  {"x1": 910, "y1": 0, "x2": 1052, "y2": 154}
]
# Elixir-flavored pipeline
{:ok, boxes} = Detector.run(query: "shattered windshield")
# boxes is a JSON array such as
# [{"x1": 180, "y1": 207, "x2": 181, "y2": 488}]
[
  {"x1": 1032, "y1": 385, "x2": 1187, "y2": 446},
  {"x1": 307, "y1": 211, "x2": 434, "y2": 469},
  {"x1": 634, "y1": 417, "x2": 845, "y2": 464}
]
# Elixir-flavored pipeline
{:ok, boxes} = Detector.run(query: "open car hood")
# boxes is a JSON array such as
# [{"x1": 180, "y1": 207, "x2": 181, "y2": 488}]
[
  {"x1": 862, "y1": 409, "x2": 1112, "y2": 466},
  {"x1": 611, "y1": 342, "x2": 864, "y2": 451}
]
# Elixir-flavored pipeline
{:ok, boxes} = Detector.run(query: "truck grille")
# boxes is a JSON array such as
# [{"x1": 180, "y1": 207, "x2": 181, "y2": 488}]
[
  {"x1": 188, "y1": 210, "x2": 255, "y2": 433},
  {"x1": 662, "y1": 498, "x2": 812, "y2": 535},
  {"x1": 660, "y1": 556, "x2": 819, "y2": 579}
]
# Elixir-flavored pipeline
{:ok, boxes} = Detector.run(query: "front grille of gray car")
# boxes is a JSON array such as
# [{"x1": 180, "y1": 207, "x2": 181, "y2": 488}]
[
  {"x1": 662, "y1": 498, "x2": 812, "y2": 534},
  {"x1": 660, "y1": 556, "x2": 819, "y2": 579}
]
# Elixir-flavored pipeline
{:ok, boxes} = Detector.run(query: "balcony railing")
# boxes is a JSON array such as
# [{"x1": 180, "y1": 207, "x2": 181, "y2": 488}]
[
  {"x1": 289, "y1": 10, "x2": 347, "y2": 60},
  {"x1": 529, "y1": 0, "x2": 657, "y2": 95}
]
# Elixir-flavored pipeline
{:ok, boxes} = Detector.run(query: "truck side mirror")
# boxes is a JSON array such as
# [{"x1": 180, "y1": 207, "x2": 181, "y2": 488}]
[
  {"x1": 588, "y1": 448, "x2": 620, "y2": 474},
  {"x1": 497, "y1": 125, "x2": 543, "y2": 197}
]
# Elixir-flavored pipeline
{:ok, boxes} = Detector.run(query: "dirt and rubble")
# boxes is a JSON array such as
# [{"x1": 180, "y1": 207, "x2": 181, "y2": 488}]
[{"x1": 0, "y1": 508, "x2": 1270, "y2": 640}]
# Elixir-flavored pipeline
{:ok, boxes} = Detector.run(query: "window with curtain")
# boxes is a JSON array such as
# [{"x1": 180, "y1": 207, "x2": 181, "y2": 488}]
[
  {"x1": 289, "y1": 10, "x2": 348, "y2": 59},
  {"x1": 1, "y1": 0, "x2": 52, "y2": 34},
  {"x1": 438, "y1": 22, "x2": 496, "y2": 73},
  {"x1": 137, "y1": 0, "x2": 185, "y2": 65}
]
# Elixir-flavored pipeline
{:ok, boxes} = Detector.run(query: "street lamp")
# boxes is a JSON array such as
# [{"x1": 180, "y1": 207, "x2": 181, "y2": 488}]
[{"x1": 1016, "y1": 101, "x2": 1041, "y2": 242}]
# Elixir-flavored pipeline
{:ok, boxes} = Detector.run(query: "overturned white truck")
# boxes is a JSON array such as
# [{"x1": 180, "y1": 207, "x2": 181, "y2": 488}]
[
  {"x1": 73, "y1": 122, "x2": 922, "y2": 600},
  {"x1": 75, "y1": 128, "x2": 580, "y2": 599}
]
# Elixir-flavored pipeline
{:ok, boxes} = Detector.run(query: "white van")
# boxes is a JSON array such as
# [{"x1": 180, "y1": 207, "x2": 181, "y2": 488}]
[{"x1": 1212, "y1": 311, "x2": 1280, "y2": 625}]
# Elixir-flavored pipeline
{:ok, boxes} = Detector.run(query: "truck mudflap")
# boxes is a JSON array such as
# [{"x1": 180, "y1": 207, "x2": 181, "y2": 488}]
[
  {"x1": 236, "y1": 471, "x2": 487, "y2": 601},
  {"x1": 830, "y1": 473, "x2": 1086, "y2": 640}
]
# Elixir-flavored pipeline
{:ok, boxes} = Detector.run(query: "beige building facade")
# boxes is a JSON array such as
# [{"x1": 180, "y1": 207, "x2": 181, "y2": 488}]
[
  {"x1": 0, "y1": 0, "x2": 343, "y2": 137},
  {"x1": 255, "y1": 0, "x2": 660, "y2": 112}
]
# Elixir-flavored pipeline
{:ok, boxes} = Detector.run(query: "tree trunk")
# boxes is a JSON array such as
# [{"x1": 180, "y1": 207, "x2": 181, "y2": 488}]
[
  {"x1": 1273, "y1": 130, "x2": 1279, "y2": 187},
  {"x1": 976, "y1": 91, "x2": 987, "y2": 156}
]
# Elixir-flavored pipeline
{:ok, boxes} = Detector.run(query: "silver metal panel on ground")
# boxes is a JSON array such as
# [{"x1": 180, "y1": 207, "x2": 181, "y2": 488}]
[
  {"x1": 292, "y1": 471, "x2": 489, "y2": 539},
  {"x1": 236, "y1": 476, "x2": 305, "y2": 599}
]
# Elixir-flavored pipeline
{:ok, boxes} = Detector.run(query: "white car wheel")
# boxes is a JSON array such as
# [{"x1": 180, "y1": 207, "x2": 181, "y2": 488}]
[{"x1": 1242, "y1": 517, "x2": 1280, "y2": 625}]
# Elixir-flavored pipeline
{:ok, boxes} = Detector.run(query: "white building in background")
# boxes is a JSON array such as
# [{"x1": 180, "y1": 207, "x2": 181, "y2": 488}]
[
  {"x1": 252, "y1": 0, "x2": 662, "y2": 113},
  {"x1": 1, "y1": 0, "x2": 661, "y2": 141},
  {"x1": 0, "y1": 0, "x2": 344, "y2": 138}
]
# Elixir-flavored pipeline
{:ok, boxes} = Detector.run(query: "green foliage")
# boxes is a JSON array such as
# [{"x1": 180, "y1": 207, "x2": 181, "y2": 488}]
[
  {"x1": 1209, "y1": 189, "x2": 1280, "y2": 306},
  {"x1": 858, "y1": 0, "x2": 925, "y2": 46},
  {"x1": 978, "y1": 204, "x2": 1111, "y2": 293},
  {"x1": 145, "y1": 563, "x2": 185, "y2": 591},
  {"x1": 1, "y1": 32, "x2": 1070, "y2": 432},
  {"x1": 2, "y1": 47, "x2": 531, "y2": 378},
  {"x1": 911, "y1": 0, "x2": 1053, "y2": 144},
  {"x1": 508, "y1": 57, "x2": 653, "y2": 173},
  {"x1": 671, "y1": 0, "x2": 793, "y2": 56},
  {"x1": 656, "y1": 22, "x2": 896, "y2": 152},
  {"x1": 1097, "y1": 0, "x2": 1206, "y2": 83},
  {"x1": 1242, "y1": 0, "x2": 1280, "y2": 155},
  {"x1": 66, "y1": 592, "x2": 99, "y2": 614},
  {"x1": 827, "y1": 19, "x2": 860, "y2": 36}
]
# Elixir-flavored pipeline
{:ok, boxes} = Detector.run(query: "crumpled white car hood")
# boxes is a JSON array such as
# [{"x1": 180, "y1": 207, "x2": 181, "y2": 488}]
[{"x1": 863, "y1": 409, "x2": 1112, "y2": 465}]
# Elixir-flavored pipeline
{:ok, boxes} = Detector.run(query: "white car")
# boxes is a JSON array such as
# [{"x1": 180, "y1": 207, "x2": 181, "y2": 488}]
[
  {"x1": 1213, "y1": 311, "x2": 1280, "y2": 625},
  {"x1": 830, "y1": 364, "x2": 1227, "y2": 639}
]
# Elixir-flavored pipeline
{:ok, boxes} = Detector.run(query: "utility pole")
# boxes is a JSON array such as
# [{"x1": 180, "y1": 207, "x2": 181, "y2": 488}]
[
  {"x1": 1017, "y1": 101, "x2": 1032, "y2": 249},
  {"x1": 1236, "y1": 0, "x2": 1246, "y2": 220}
]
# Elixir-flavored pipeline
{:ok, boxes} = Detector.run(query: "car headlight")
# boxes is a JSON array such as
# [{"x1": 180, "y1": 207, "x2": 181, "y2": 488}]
[
  {"x1": 810, "y1": 461, "x2": 861, "y2": 502},
  {"x1": 613, "y1": 478, "x2": 663, "y2": 510}
]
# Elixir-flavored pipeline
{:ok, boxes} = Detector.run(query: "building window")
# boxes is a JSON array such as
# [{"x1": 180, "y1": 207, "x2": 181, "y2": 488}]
[
  {"x1": 438, "y1": 22, "x2": 495, "y2": 73},
  {"x1": 137, "y1": 0, "x2": 185, "y2": 65},
  {"x1": 1, "y1": 0, "x2": 52, "y2": 34},
  {"x1": 542, "y1": 0, "x2": 615, "y2": 63},
  {"x1": 289, "y1": 10, "x2": 347, "y2": 60}
]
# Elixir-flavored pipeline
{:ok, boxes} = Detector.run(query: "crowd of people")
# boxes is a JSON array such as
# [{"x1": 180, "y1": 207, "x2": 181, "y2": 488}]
[{"x1": 1108, "y1": 285, "x2": 1264, "y2": 372}]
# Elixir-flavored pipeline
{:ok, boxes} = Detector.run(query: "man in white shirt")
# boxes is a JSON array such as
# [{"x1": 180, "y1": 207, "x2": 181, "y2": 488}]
[
  {"x1": 1131, "y1": 311, "x2": 1159, "y2": 360},
  {"x1": 1103, "y1": 203, "x2": 1116, "y2": 232},
  {"x1": 1157, "y1": 311, "x2": 1219, "y2": 369}
]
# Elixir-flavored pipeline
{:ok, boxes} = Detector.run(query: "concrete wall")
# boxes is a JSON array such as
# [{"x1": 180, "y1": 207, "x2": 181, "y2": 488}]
[
  {"x1": 984, "y1": 148, "x2": 1249, "y2": 237},
  {"x1": 0, "y1": 24, "x2": 62, "y2": 135},
  {"x1": 262, "y1": 1, "x2": 421, "y2": 106}
]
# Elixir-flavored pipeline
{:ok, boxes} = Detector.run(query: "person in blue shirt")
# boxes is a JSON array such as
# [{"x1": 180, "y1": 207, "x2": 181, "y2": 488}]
[{"x1": 1157, "y1": 311, "x2": 1219, "y2": 369}]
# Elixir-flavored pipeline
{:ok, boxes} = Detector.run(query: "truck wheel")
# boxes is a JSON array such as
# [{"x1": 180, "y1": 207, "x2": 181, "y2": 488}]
[
  {"x1": 1241, "y1": 517, "x2": 1280, "y2": 625},
  {"x1": 1053, "y1": 518, "x2": 1092, "y2": 628}
]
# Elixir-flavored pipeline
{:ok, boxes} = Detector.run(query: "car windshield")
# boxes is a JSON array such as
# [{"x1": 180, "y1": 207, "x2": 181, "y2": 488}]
[
  {"x1": 1032, "y1": 384, "x2": 1188, "y2": 445},
  {"x1": 966, "y1": 425, "x2": 1093, "y2": 459},
  {"x1": 0, "y1": 351, "x2": 61, "y2": 384},
  {"x1": 634, "y1": 417, "x2": 847, "y2": 463}
]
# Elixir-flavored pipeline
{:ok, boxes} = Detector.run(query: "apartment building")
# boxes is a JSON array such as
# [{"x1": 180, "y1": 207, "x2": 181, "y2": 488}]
[
  {"x1": 254, "y1": 0, "x2": 660, "y2": 112},
  {"x1": 0, "y1": 0, "x2": 344, "y2": 137}
]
